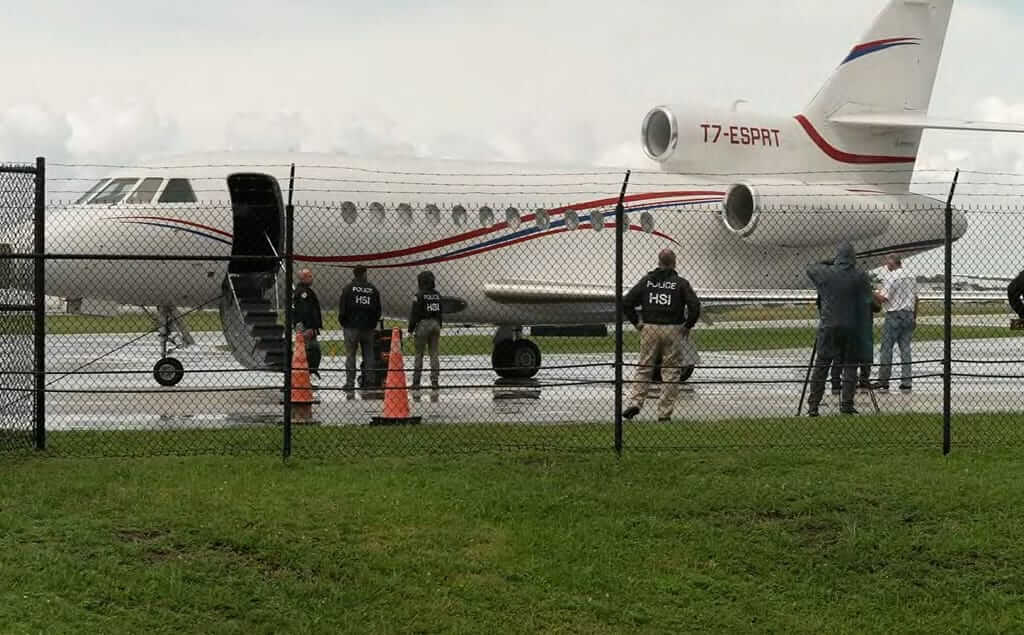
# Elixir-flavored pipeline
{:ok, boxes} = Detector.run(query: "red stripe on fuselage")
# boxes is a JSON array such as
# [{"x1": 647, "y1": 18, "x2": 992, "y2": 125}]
[
  {"x1": 295, "y1": 191, "x2": 720, "y2": 263},
  {"x1": 351, "y1": 223, "x2": 679, "y2": 269}
]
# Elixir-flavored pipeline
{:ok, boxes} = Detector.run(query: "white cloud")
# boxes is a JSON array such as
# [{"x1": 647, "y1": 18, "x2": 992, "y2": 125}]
[
  {"x1": 0, "y1": 104, "x2": 72, "y2": 162},
  {"x1": 66, "y1": 97, "x2": 179, "y2": 160},
  {"x1": 224, "y1": 112, "x2": 309, "y2": 153},
  {"x1": 0, "y1": 0, "x2": 1018, "y2": 175}
]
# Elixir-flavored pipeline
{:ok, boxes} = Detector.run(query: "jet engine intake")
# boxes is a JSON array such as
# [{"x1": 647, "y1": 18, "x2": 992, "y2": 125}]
[{"x1": 719, "y1": 182, "x2": 894, "y2": 248}]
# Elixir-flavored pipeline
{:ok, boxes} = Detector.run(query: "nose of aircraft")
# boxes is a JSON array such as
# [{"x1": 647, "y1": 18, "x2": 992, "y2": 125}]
[{"x1": 952, "y1": 206, "x2": 968, "y2": 241}]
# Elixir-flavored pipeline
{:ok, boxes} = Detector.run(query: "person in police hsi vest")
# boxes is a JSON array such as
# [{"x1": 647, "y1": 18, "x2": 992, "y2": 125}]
[
  {"x1": 1008, "y1": 269, "x2": 1024, "y2": 328},
  {"x1": 621, "y1": 248, "x2": 701, "y2": 422},
  {"x1": 339, "y1": 265, "x2": 382, "y2": 396},
  {"x1": 293, "y1": 268, "x2": 323, "y2": 378},
  {"x1": 408, "y1": 270, "x2": 443, "y2": 400}
]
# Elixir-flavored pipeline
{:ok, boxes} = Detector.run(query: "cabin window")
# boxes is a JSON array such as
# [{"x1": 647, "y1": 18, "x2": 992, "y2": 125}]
[
  {"x1": 398, "y1": 203, "x2": 413, "y2": 224},
  {"x1": 90, "y1": 178, "x2": 140, "y2": 204},
  {"x1": 341, "y1": 201, "x2": 358, "y2": 224},
  {"x1": 425, "y1": 204, "x2": 441, "y2": 225},
  {"x1": 158, "y1": 178, "x2": 197, "y2": 203},
  {"x1": 452, "y1": 205, "x2": 467, "y2": 226},
  {"x1": 565, "y1": 210, "x2": 579, "y2": 230},
  {"x1": 370, "y1": 202, "x2": 386, "y2": 222},
  {"x1": 535, "y1": 208, "x2": 550, "y2": 231},
  {"x1": 591, "y1": 211, "x2": 604, "y2": 231},
  {"x1": 75, "y1": 179, "x2": 108, "y2": 204},
  {"x1": 478, "y1": 206, "x2": 494, "y2": 227},
  {"x1": 640, "y1": 212, "x2": 655, "y2": 233},
  {"x1": 505, "y1": 207, "x2": 521, "y2": 230},
  {"x1": 126, "y1": 177, "x2": 163, "y2": 204}
]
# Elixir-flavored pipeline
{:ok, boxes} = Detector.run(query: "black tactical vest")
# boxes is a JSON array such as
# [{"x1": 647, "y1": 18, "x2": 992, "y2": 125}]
[{"x1": 419, "y1": 291, "x2": 442, "y2": 319}]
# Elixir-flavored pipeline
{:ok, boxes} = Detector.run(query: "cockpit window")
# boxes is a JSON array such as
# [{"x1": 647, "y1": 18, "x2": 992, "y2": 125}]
[
  {"x1": 75, "y1": 179, "x2": 108, "y2": 204},
  {"x1": 126, "y1": 177, "x2": 163, "y2": 204},
  {"x1": 90, "y1": 178, "x2": 140, "y2": 204},
  {"x1": 158, "y1": 178, "x2": 197, "y2": 203}
]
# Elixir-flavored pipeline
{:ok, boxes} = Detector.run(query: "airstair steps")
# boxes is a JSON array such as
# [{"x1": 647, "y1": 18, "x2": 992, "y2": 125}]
[{"x1": 219, "y1": 274, "x2": 287, "y2": 372}]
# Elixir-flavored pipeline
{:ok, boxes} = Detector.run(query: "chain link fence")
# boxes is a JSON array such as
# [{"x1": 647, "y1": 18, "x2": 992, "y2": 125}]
[
  {"x1": 1, "y1": 159, "x2": 1022, "y2": 456},
  {"x1": 0, "y1": 161, "x2": 42, "y2": 452}
]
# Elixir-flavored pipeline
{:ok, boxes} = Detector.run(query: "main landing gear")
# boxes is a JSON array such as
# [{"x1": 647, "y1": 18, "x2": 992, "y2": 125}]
[
  {"x1": 491, "y1": 326, "x2": 542, "y2": 379},
  {"x1": 151, "y1": 305, "x2": 194, "y2": 386}
]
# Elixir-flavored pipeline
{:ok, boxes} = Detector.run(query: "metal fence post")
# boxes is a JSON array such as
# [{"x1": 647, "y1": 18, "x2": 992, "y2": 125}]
[
  {"x1": 943, "y1": 169, "x2": 959, "y2": 456},
  {"x1": 283, "y1": 164, "x2": 295, "y2": 459},
  {"x1": 33, "y1": 157, "x2": 45, "y2": 451},
  {"x1": 614, "y1": 170, "x2": 631, "y2": 457}
]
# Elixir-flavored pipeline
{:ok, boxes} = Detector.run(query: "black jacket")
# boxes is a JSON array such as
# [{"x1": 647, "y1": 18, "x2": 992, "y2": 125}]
[
  {"x1": 623, "y1": 267, "x2": 701, "y2": 328},
  {"x1": 1008, "y1": 270, "x2": 1024, "y2": 318},
  {"x1": 339, "y1": 279, "x2": 382, "y2": 330},
  {"x1": 806, "y1": 243, "x2": 872, "y2": 329},
  {"x1": 292, "y1": 283, "x2": 322, "y2": 332},
  {"x1": 409, "y1": 271, "x2": 443, "y2": 332}
]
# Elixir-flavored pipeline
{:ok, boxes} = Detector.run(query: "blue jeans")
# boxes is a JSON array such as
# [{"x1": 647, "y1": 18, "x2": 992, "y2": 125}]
[{"x1": 877, "y1": 310, "x2": 915, "y2": 387}]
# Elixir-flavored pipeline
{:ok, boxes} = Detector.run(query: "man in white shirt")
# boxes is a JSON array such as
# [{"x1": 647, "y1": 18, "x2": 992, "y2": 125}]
[{"x1": 871, "y1": 255, "x2": 918, "y2": 392}]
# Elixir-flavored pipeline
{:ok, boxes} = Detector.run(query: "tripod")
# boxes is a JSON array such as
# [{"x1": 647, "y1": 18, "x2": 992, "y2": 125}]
[{"x1": 797, "y1": 337, "x2": 879, "y2": 416}]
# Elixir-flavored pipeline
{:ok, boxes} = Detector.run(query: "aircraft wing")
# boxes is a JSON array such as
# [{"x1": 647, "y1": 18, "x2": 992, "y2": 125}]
[
  {"x1": 828, "y1": 112, "x2": 1024, "y2": 134},
  {"x1": 483, "y1": 280, "x2": 1008, "y2": 305}
]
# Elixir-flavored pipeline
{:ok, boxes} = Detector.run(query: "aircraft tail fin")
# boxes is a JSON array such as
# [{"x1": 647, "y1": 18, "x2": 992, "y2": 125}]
[
  {"x1": 806, "y1": 0, "x2": 954, "y2": 123},
  {"x1": 798, "y1": 1, "x2": 954, "y2": 181}
]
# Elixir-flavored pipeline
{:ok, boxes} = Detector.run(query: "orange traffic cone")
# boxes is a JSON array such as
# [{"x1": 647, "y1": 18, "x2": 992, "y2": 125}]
[
  {"x1": 371, "y1": 328, "x2": 422, "y2": 426},
  {"x1": 285, "y1": 330, "x2": 319, "y2": 422}
]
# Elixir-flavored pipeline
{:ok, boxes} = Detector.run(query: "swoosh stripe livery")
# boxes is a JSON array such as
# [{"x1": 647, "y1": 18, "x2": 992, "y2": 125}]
[
  {"x1": 117, "y1": 220, "x2": 233, "y2": 246},
  {"x1": 841, "y1": 37, "x2": 920, "y2": 65},
  {"x1": 794, "y1": 115, "x2": 916, "y2": 164},
  {"x1": 108, "y1": 191, "x2": 723, "y2": 266},
  {"x1": 301, "y1": 191, "x2": 721, "y2": 262}
]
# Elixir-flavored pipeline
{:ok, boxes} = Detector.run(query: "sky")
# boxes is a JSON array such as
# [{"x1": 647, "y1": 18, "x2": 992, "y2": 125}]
[
  {"x1": 0, "y1": 0, "x2": 1020, "y2": 171},
  {"x1": 0, "y1": 0, "x2": 1021, "y2": 276}
]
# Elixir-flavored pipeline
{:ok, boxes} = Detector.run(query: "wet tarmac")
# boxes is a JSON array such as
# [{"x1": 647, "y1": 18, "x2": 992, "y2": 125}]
[{"x1": 30, "y1": 328, "x2": 1024, "y2": 431}]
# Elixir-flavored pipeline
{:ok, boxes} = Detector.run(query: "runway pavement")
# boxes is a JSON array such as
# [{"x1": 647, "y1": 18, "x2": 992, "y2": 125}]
[{"x1": 25, "y1": 329, "x2": 1024, "y2": 431}]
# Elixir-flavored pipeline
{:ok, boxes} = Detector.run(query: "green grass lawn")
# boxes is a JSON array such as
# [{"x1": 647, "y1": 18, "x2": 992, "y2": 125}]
[
  {"x1": 3, "y1": 424, "x2": 1024, "y2": 633},
  {"x1": 315, "y1": 323, "x2": 1020, "y2": 357},
  {"x1": 42, "y1": 301, "x2": 1012, "y2": 336}
]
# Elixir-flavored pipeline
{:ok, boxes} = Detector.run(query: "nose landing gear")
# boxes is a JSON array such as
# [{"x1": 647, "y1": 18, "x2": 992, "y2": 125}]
[{"x1": 150, "y1": 305, "x2": 193, "y2": 386}]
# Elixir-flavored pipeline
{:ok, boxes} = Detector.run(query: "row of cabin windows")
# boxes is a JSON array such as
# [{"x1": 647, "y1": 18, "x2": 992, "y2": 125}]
[
  {"x1": 71, "y1": 180, "x2": 659, "y2": 234},
  {"x1": 338, "y1": 202, "x2": 657, "y2": 234},
  {"x1": 76, "y1": 178, "x2": 198, "y2": 205}
]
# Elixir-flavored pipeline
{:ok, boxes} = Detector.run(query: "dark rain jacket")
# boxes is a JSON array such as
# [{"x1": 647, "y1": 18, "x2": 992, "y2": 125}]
[
  {"x1": 807, "y1": 244, "x2": 874, "y2": 363},
  {"x1": 623, "y1": 267, "x2": 701, "y2": 328}
]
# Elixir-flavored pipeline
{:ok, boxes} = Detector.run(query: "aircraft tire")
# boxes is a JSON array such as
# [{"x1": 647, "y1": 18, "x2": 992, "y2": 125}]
[
  {"x1": 492, "y1": 339, "x2": 541, "y2": 379},
  {"x1": 153, "y1": 357, "x2": 184, "y2": 387}
]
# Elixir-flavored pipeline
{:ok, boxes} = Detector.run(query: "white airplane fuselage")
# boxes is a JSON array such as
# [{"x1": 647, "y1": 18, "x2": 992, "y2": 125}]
[{"x1": 44, "y1": 147, "x2": 960, "y2": 326}]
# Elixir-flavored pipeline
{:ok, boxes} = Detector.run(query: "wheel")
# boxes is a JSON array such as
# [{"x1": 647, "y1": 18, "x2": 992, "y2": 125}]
[
  {"x1": 492, "y1": 339, "x2": 541, "y2": 379},
  {"x1": 511, "y1": 340, "x2": 541, "y2": 379},
  {"x1": 153, "y1": 357, "x2": 184, "y2": 386}
]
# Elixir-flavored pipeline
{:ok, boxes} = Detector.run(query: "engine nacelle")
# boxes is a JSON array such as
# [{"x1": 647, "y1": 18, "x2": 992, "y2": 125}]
[
  {"x1": 641, "y1": 104, "x2": 791, "y2": 171},
  {"x1": 720, "y1": 182, "x2": 894, "y2": 248}
]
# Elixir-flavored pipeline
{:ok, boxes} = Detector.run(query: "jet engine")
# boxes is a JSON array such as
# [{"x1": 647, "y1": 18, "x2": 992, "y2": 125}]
[
  {"x1": 641, "y1": 104, "x2": 790, "y2": 171},
  {"x1": 720, "y1": 182, "x2": 894, "y2": 248}
]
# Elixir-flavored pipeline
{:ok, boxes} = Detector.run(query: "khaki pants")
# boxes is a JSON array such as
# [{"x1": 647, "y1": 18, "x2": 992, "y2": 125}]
[
  {"x1": 412, "y1": 319, "x2": 441, "y2": 389},
  {"x1": 630, "y1": 324, "x2": 686, "y2": 419}
]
